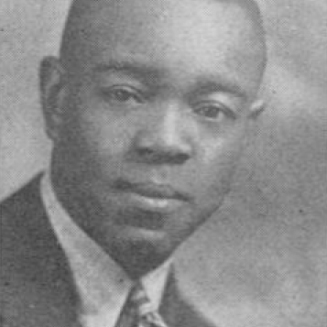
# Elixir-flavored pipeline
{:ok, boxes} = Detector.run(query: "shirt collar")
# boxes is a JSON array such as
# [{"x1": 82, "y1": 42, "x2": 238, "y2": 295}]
[{"x1": 41, "y1": 171, "x2": 172, "y2": 327}]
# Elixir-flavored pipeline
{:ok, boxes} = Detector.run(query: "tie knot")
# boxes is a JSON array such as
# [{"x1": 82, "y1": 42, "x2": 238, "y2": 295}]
[
  {"x1": 129, "y1": 282, "x2": 154, "y2": 316},
  {"x1": 117, "y1": 282, "x2": 168, "y2": 327}
]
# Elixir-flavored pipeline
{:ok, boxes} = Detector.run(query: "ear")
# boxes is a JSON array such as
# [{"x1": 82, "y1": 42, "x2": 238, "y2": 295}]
[{"x1": 40, "y1": 56, "x2": 67, "y2": 142}]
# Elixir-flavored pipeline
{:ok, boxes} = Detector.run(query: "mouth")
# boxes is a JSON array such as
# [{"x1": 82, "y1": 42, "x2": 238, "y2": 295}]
[{"x1": 114, "y1": 179, "x2": 189, "y2": 213}]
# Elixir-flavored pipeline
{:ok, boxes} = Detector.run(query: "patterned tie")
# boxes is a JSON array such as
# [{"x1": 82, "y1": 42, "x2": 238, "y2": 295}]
[{"x1": 116, "y1": 282, "x2": 168, "y2": 327}]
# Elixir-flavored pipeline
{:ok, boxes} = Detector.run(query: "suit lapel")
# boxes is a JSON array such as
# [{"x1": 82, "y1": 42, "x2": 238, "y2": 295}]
[
  {"x1": 160, "y1": 268, "x2": 213, "y2": 327},
  {"x1": 2, "y1": 176, "x2": 81, "y2": 327}
]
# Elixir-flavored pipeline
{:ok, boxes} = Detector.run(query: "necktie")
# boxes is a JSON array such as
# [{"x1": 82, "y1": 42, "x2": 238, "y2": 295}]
[{"x1": 116, "y1": 282, "x2": 168, "y2": 327}]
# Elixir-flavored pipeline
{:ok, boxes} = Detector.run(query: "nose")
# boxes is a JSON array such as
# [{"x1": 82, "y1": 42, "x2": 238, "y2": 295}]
[{"x1": 133, "y1": 103, "x2": 193, "y2": 165}]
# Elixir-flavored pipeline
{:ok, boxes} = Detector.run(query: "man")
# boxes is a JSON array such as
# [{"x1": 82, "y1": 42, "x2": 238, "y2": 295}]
[{"x1": 1, "y1": 0, "x2": 266, "y2": 326}]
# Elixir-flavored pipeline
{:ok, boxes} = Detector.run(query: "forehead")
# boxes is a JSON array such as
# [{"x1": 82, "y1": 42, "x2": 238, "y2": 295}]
[
  {"x1": 79, "y1": 0, "x2": 255, "y2": 54},
  {"x1": 64, "y1": 0, "x2": 264, "y2": 96}
]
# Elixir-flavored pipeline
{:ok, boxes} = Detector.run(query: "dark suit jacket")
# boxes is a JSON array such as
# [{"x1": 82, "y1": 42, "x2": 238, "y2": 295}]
[{"x1": 1, "y1": 176, "x2": 214, "y2": 327}]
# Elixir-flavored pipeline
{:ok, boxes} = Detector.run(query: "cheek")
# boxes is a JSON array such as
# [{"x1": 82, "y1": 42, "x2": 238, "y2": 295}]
[
  {"x1": 63, "y1": 85, "x2": 131, "y2": 156},
  {"x1": 66, "y1": 103, "x2": 132, "y2": 162},
  {"x1": 199, "y1": 118, "x2": 248, "y2": 165},
  {"x1": 56, "y1": 115, "x2": 126, "y2": 188},
  {"x1": 195, "y1": 129, "x2": 247, "y2": 198},
  {"x1": 80, "y1": 116, "x2": 125, "y2": 156},
  {"x1": 202, "y1": 131, "x2": 246, "y2": 174}
]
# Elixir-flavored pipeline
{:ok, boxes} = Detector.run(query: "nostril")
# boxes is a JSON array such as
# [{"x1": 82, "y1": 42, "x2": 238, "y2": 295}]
[
  {"x1": 174, "y1": 153, "x2": 189, "y2": 164},
  {"x1": 135, "y1": 146, "x2": 190, "y2": 164},
  {"x1": 137, "y1": 147, "x2": 154, "y2": 157}
]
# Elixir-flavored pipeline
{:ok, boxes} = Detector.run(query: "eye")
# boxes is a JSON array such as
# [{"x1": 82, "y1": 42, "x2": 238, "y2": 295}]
[
  {"x1": 100, "y1": 85, "x2": 144, "y2": 105},
  {"x1": 193, "y1": 102, "x2": 231, "y2": 121}
]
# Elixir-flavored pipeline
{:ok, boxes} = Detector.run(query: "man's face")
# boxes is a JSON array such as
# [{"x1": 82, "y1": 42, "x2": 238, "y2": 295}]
[{"x1": 44, "y1": 0, "x2": 265, "y2": 272}]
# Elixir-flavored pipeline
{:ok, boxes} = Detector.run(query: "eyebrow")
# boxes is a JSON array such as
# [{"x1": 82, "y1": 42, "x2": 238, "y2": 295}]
[
  {"x1": 189, "y1": 78, "x2": 248, "y2": 100},
  {"x1": 93, "y1": 59, "x2": 163, "y2": 82}
]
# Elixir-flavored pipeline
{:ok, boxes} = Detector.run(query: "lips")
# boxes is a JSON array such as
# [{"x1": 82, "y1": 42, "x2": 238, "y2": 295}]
[
  {"x1": 114, "y1": 179, "x2": 190, "y2": 213},
  {"x1": 114, "y1": 178, "x2": 188, "y2": 200}
]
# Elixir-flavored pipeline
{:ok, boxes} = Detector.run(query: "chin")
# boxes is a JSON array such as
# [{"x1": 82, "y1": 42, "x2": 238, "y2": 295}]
[
  {"x1": 108, "y1": 226, "x2": 176, "y2": 276},
  {"x1": 119, "y1": 224, "x2": 175, "y2": 253}
]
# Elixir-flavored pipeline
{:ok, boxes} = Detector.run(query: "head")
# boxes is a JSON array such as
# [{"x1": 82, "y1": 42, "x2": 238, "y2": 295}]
[{"x1": 40, "y1": 0, "x2": 266, "y2": 278}]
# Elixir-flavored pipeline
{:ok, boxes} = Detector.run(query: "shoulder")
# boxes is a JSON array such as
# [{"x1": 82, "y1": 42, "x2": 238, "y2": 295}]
[
  {"x1": 1, "y1": 173, "x2": 44, "y2": 220},
  {"x1": 1, "y1": 174, "x2": 79, "y2": 326},
  {"x1": 1, "y1": 174, "x2": 46, "y2": 277},
  {"x1": 161, "y1": 269, "x2": 219, "y2": 327},
  {"x1": 1, "y1": 174, "x2": 46, "y2": 257}
]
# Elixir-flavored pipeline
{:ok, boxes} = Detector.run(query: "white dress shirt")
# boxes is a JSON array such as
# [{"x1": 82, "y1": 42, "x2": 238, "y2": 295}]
[{"x1": 41, "y1": 173, "x2": 172, "y2": 327}]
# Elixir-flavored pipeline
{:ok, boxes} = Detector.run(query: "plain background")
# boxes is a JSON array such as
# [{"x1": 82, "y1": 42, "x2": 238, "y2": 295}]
[{"x1": 1, "y1": 0, "x2": 326, "y2": 324}]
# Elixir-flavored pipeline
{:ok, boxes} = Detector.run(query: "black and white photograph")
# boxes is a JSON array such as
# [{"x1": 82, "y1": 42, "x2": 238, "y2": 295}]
[{"x1": 1, "y1": 0, "x2": 326, "y2": 326}]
